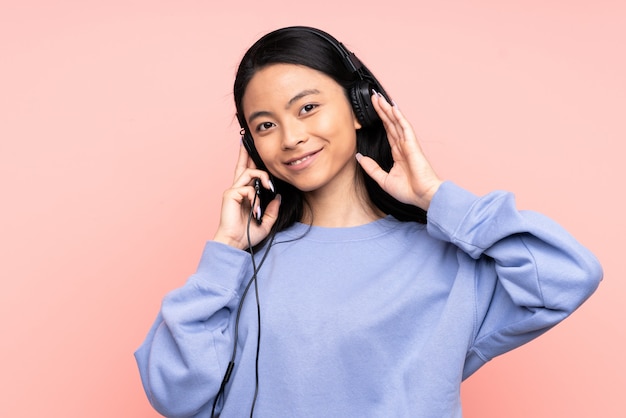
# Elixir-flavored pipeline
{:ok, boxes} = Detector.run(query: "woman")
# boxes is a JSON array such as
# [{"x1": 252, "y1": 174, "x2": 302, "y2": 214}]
[{"x1": 135, "y1": 26, "x2": 602, "y2": 417}]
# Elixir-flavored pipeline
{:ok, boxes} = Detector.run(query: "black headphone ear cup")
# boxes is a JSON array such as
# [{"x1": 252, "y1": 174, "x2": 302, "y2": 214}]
[{"x1": 350, "y1": 80, "x2": 378, "y2": 127}]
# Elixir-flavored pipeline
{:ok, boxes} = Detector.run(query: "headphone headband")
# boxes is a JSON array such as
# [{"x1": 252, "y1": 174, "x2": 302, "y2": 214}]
[
  {"x1": 281, "y1": 26, "x2": 389, "y2": 99},
  {"x1": 287, "y1": 27, "x2": 363, "y2": 75}
]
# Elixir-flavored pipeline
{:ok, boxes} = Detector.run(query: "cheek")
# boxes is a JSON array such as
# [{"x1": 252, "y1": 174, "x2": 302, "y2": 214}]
[
  {"x1": 314, "y1": 107, "x2": 357, "y2": 140},
  {"x1": 254, "y1": 138, "x2": 285, "y2": 178},
  {"x1": 254, "y1": 140, "x2": 275, "y2": 164}
]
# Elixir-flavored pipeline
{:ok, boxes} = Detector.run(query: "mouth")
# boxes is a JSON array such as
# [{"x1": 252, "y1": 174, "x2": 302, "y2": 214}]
[{"x1": 285, "y1": 149, "x2": 321, "y2": 167}]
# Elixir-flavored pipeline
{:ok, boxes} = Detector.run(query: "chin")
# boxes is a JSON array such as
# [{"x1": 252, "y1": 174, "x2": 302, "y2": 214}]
[
  {"x1": 288, "y1": 183, "x2": 319, "y2": 193},
  {"x1": 282, "y1": 178, "x2": 325, "y2": 193}
]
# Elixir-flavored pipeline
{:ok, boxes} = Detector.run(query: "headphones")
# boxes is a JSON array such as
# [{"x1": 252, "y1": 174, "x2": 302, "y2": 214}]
[{"x1": 239, "y1": 26, "x2": 390, "y2": 171}]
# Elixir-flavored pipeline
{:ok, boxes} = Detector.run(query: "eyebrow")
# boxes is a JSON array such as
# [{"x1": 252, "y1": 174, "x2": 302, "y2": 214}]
[
  {"x1": 286, "y1": 89, "x2": 320, "y2": 109},
  {"x1": 247, "y1": 89, "x2": 321, "y2": 125}
]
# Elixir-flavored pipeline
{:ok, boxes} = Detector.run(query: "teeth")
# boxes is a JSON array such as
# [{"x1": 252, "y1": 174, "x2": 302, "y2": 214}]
[{"x1": 288, "y1": 155, "x2": 311, "y2": 166}]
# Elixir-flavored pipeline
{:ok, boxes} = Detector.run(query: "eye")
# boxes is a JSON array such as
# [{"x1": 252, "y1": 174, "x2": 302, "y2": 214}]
[
  {"x1": 299, "y1": 103, "x2": 319, "y2": 115},
  {"x1": 255, "y1": 121, "x2": 275, "y2": 132}
]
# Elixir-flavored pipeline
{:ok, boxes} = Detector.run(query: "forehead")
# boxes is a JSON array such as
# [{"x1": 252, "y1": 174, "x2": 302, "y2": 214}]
[{"x1": 242, "y1": 63, "x2": 343, "y2": 112}]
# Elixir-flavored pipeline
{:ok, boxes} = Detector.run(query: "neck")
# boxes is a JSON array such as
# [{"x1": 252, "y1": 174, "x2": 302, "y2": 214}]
[{"x1": 300, "y1": 174, "x2": 385, "y2": 227}]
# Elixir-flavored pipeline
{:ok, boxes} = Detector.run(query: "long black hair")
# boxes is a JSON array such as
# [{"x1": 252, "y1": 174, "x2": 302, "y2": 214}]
[{"x1": 233, "y1": 26, "x2": 427, "y2": 236}]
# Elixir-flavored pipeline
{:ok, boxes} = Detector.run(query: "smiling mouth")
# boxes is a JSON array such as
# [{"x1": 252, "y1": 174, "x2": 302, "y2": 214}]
[
  {"x1": 285, "y1": 150, "x2": 320, "y2": 166},
  {"x1": 288, "y1": 155, "x2": 312, "y2": 166}
]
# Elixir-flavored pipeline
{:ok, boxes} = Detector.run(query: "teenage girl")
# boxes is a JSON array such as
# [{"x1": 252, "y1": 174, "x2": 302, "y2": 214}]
[{"x1": 135, "y1": 26, "x2": 602, "y2": 418}]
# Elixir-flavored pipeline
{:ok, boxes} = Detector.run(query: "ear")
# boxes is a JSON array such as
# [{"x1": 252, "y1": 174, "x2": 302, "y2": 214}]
[{"x1": 353, "y1": 113, "x2": 362, "y2": 130}]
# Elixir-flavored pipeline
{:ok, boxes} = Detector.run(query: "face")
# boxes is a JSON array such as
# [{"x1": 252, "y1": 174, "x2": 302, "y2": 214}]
[{"x1": 242, "y1": 63, "x2": 362, "y2": 194}]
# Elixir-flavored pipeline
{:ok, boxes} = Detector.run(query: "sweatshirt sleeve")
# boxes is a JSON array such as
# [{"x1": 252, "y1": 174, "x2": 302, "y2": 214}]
[
  {"x1": 134, "y1": 241, "x2": 251, "y2": 417},
  {"x1": 426, "y1": 181, "x2": 603, "y2": 379}
]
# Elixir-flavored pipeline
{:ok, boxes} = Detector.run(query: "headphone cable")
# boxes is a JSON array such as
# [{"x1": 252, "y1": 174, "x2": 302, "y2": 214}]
[{"x1": 211, "y1": 190, "x2": 276, "y2": 418}]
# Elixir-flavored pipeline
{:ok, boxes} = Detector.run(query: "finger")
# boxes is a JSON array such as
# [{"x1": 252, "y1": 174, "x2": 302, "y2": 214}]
[
  {"x1": 372, "y1": 93, "x2": 401, "y2": 145},
  {"x1": 390, "y1": 105, "x2": 426, "y2": 157},
  {"x1": 379, "y1": 96, "x2": 409, "y2": 143},
  {"x1": 390, "y1": 105, "x2": 413, "y2": 140},
  {"x1": 232, "y1": 168, "x2": 274, "y2": 194},
  {"x1": 234, "y1": 142, "x2": 251, "y2": 180},
  {"x1": 373, "y1": 91, "x2": 395, "y2": 119},
  {"x1": 235, "y1": 177, "x2": 277, "y2": 223},
  {"x1": 356, "y1": 153, "x2": 389, "y2": 189},
  {"x1": 377, "y1": 95, "x2": 421, "y2": 151},
  {"x1": 258, "y1": 194, "x2": 281, "y2": 230},
  {"x1": 223, "y1": 184, "x2": 257, "y2": 210},
  {"x1": 247, "y1": 154, "x2": 258, "y2": 170},
  {"x1": 372, "y1": 95, "x2": 407, "y2": 162},
  {"x1": 258, "y1": 176, "x2": 275, "y2": 194}
]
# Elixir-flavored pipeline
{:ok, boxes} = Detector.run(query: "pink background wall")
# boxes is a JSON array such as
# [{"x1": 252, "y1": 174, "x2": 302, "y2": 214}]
[{"x1": 1, "y1": 1, "x2": 623, "y2": 416}]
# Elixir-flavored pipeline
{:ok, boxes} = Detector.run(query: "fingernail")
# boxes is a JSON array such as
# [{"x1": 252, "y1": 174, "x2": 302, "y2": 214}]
[
  {"x1": 268, "y1": 179, "x2": 275, "y2": 193},
  {"x1": 255, "y1": 206, "x2": 262, "y2": 220},
  {"x1": 371, "y1": 88, "x2": 378, "y2": 96},
  {"x1": 355, "y1": 152, "x2": 363, "y2": 162},
  {"x1": 392, "y1": 100, "x2": 400, "y2": 110},
  {"x1": 276, "y1": 193, "x2": 282, "y2": 202}
]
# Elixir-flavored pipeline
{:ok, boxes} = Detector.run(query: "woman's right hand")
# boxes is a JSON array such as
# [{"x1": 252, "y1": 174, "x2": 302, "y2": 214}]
[{"x1": 213, "y1": 143, "x2": 281, "y2": 250}]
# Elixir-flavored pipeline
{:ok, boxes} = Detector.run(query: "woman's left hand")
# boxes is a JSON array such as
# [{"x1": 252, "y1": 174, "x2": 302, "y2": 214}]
[{"x1": 356, "y1": 91, "x2": 443, "y2": 211}]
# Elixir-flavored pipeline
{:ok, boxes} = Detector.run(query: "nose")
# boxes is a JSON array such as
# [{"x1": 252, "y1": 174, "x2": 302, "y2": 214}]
[{"x1": 281, "y1": 119, "x2": 308, "y2": 150}]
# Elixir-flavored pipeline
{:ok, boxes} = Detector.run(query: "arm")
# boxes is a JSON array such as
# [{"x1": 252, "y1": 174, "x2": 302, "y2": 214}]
[
  {"x1": 134, "y1": 143, "x2": 281, "y2": 416},
  {"x1": 358, "y1": 92, "x2": 602, "y2": 379},
  {"x1": 134, "y1": 241, "x2": 250, "y2": 417},
  {"x1": 426, "y1": 182, "x2": 603, "y2": 378}
]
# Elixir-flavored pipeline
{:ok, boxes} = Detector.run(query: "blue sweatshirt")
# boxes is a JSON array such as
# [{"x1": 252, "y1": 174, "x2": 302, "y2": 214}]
[{"x1": 134, "y1": 182, "x2": 602, "y2": 418}]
